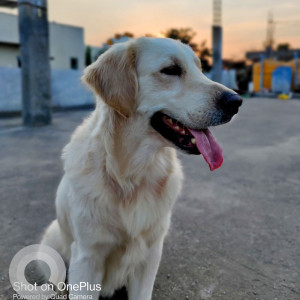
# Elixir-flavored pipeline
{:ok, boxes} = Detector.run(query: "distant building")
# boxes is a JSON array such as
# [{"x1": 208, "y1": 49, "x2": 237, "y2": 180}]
[
  {"x1": 0, "y1": 12, "x2": 85, "y2": 70},
  {"x1": 89, "y1": 35, "x2": 133, "y2": 63},
  {"x1": 246, "y1": 48, "x2": 300, "y2": 62},
  {"x1": 90, "y1": 46, "x2": 104, "y2": 62}
]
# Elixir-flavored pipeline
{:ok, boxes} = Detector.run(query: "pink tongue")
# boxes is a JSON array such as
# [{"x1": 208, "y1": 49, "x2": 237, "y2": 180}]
[{"x1": 188, "y1": 128, "x2": 223, "y2": 171}]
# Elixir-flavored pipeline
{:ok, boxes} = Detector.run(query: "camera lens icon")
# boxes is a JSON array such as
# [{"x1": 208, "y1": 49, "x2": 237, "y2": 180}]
[{"x1": 9, "y1": 244, "x2": 66, "y2": 299}]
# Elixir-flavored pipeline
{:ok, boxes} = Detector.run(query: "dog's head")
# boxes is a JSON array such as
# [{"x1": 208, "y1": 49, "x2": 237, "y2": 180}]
[{"x1": 82, "y1": 37, "x2": 242, "y2": 171}]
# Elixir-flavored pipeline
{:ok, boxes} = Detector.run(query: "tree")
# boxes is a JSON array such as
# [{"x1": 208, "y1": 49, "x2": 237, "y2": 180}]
[
  {"x1": 164, "y1": 28, "x2": 199, "y2": 52},
  {"x1": 277, "y1": 43, "x2": 290, "y2": 51},
  {"x1": 106, "y1": 32, "x2": 135, "y2": 45},
  {"x1": 98, "y1": 32, "x2": 135, "y2": 58},
  {"x1": 164, "y1": 28, "x2": 212, "y2": 72},
  {"x1": 198, "y1": 40, "x2": 212, "y2": 72}
]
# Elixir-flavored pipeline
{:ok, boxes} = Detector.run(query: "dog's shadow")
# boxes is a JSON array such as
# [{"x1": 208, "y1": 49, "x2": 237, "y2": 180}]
[{"x1": 99, "y1": 287, "x2": 128, "y2": 300}]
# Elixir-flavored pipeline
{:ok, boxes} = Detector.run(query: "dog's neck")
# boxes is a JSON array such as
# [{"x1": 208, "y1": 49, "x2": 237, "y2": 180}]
[
  {"x1": 92, "y1": 103, "x2": 175, "y2": 196},
  {"x1": 62, "y1": 103, "x2": 176, "y2": 201},
  {"x1": 62, "y1": 99, "x2": 176, "y2": 198}
]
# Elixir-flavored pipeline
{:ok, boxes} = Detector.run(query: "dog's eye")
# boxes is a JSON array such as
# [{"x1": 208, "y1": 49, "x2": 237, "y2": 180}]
[{"x1": 160, "y1": 65, "x2": 183, "y2": 76}]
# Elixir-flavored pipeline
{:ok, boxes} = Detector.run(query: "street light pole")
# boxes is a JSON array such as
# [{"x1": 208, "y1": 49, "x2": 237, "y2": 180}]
[{"x1": 18, "y1": 0, "x2": 51, "y2": 126}]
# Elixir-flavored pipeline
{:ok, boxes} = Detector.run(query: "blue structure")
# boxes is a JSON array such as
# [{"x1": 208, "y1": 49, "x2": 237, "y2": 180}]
[{"x1": 271, "y1": 66, "x2": 293, "y2": 93}]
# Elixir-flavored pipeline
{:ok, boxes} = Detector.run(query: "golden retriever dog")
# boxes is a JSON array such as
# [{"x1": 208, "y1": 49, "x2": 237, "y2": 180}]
[{"x1": 41, "y1": 37, "x2": 242, "y2": 300}]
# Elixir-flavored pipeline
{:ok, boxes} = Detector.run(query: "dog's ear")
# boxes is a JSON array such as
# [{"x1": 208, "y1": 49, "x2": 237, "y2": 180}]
[{"x1": 82, "y1": 42, "x2": 137, "y2": 118}]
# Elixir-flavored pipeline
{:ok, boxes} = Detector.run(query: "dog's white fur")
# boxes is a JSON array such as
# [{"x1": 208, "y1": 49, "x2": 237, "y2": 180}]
[{"x1": 41, "y1": 37, "x2": 233, "y2": 300}]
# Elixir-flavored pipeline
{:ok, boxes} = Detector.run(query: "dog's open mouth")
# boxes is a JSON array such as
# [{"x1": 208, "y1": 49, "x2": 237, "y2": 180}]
[{"x1": 150, "y1": 112, "x2": 223, "y2": 171}]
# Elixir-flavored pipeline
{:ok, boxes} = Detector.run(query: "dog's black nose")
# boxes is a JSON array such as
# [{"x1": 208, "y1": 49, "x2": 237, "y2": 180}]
[{"x1": 218, "y1": 92, "x2": 243, "y2": 116}]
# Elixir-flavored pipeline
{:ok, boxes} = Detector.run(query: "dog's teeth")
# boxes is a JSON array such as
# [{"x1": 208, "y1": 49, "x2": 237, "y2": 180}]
[
  {"x1": 191, "y1": 138, "x2": 196, "y2": 144},
  {"x1": 181, "y1": 130, "x2": 186, "y2": 135},
  {"x1": 174, "y1": 126, "x2": 180, "y2": 131},
  {"x1": 167, "y1": 118, "x2": 173, "y2": 124}
]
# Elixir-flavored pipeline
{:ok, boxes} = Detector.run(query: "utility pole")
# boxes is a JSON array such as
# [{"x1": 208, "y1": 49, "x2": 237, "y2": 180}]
[
  {"x1": 18, "y1": 0, "x2": 51, "y2": 126},
  {"x1": 211, "y1": 0, "x2": 222, "y2": 83}
]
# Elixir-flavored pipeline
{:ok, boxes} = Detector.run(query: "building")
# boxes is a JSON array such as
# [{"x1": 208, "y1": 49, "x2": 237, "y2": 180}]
[
  {"x1": 0, "y1": 12, "x2": 85, "y2": 70},
  {"x1": 90, "y1": 46, "x2": 104, "y2": 62},
  {"x1": 246, "y1": 49, "x2": 300, "y2": 62},
  {"x1": 0, "y1": 12, "x2": 93, "y2": 113}
]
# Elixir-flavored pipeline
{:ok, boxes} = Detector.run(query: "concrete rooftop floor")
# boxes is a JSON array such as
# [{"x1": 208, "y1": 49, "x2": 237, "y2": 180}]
[{"x1": 0, "y1": 98, "x2": 300, "y2": 300}]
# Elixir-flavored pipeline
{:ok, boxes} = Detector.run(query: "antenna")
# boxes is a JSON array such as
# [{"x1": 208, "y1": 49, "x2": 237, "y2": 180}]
[
  {"x1": 265, "y1": 11, "x2": 275, "y2": 49},
  {"x1": 264, "y1": 12, "x2": 300, "y2": 50}
]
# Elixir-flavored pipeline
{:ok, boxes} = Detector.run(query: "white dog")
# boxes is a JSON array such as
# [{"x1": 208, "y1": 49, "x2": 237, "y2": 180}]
[{"x1": 41, "y1": 37, "x2": 242, "y2": 300}]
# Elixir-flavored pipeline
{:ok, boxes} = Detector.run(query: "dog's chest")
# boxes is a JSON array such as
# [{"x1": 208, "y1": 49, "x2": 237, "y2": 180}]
[{"x1": 118, "y1": 183, "x2": 172, "y2": 240}]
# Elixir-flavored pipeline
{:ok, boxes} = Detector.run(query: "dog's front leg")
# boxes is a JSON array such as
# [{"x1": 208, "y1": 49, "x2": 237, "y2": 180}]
[
  {"x1": 68, "y1": 242, "x2": 109, "y2": 300},
  {"x1": 128, "y1": 237, "x2": 164, "y2": 300}
]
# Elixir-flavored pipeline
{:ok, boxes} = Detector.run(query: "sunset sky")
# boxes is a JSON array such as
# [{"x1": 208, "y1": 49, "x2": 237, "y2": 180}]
[{"x1": 2, "y1": 0, "x2": 300, "y2": 60}]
